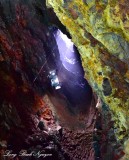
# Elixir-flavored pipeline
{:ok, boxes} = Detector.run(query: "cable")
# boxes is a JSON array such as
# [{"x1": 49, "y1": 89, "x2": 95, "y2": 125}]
[
  {"x1": 33, "y1": 54, "x2": 51, "y2": 83},
  {"x1": 32, "y1": 44, "x2": 59, "y2": 84}
]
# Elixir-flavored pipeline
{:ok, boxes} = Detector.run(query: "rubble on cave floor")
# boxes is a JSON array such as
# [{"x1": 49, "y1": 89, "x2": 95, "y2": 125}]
[
  {"x1": 0, "y1": 94, "x2": 122, "y2": 160},
  {"x1": 0, "y1": 87, "x2": 123, "y2": 160}
]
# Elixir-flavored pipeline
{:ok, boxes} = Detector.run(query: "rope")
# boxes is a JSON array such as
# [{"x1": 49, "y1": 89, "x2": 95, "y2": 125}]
[{"x1": 33, "y1": 54, "x2": 51, "y2": 83}]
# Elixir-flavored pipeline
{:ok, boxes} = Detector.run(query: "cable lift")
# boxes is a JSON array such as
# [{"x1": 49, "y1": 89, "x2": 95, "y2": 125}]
[
  {"x1": 48, "y1": 70, "x2": 61, "y2": 90},
  {"x1": 33, "y1": 58, "x2": 61, "y2": 90}
]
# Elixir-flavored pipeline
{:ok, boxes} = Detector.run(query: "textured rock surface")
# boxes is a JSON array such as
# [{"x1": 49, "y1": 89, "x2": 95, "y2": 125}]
[
  {"x1": 47, "y1": 0, "x2": 129, "y2": 158},
  {"x1": 0, "y1": 0, "x2": 59, "y2": 153}
]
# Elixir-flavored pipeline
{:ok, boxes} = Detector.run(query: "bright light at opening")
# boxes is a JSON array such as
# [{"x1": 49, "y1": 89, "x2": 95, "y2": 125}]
[
  {"x1": 56, "y1": 29, "x2": 74, "y2": 49},
  {"x1": 54, "y1": 29, "x2": 83, "y2": 76}
]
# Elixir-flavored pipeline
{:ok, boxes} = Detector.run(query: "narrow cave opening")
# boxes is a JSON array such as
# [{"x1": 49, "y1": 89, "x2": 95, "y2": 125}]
[{"x1": 45, "y1": 26, "x2": 93, "y2": 128}]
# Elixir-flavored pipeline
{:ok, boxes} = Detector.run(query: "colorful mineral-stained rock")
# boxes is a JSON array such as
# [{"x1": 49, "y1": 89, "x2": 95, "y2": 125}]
[
  {"x1": 0, "y1": 0, "x2": 60, "y2": 152},
  {"x1": 47, "y1": 0, "x2": 129, "y2": 158}
]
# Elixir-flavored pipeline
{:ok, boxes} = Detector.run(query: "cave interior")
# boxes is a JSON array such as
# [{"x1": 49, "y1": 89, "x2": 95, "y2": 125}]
[{"x1": 0, "y1": 0, "x2": 125, "y2": 160}]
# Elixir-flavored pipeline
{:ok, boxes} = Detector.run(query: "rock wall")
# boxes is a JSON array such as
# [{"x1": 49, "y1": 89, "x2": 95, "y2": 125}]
[
  {"x1": 0, "y1": 0, "x2": 59, "y2": 151},
  {"x1": 47, "y1": 0, "x2": 129, "y2": 158}
]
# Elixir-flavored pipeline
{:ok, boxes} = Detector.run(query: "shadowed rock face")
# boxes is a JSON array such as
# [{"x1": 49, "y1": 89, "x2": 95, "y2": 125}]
[
  {"x1": 102, "y1": 78, "x2": 112, "y2": 96},
  {"x1": 0, "y1": 0, "x2": 70, "y2": 151},
  {"x1": 0, "y1": 0, "x2": 60, "y2": 151}
]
